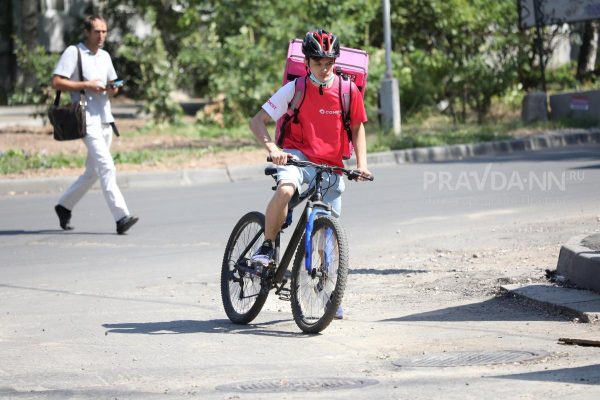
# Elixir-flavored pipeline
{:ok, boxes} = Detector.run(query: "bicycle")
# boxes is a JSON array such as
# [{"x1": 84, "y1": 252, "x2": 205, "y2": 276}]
[{"x1": 220, "y1": 157, "x2": 373, "y2": 333}]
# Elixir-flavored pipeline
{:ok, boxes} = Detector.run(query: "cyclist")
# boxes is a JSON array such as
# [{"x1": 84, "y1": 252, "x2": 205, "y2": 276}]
[{"x1": 249, "y1": 29, "x2": 371, "y2": 319}]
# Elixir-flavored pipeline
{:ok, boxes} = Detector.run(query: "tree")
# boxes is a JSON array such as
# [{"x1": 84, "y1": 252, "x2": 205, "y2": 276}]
[
  {"x1": 576, "y1": 21, "x2": 598, "y2": 82},
  {"x1": 369, "y1": 0, "x2": 521, "y2": 123}
]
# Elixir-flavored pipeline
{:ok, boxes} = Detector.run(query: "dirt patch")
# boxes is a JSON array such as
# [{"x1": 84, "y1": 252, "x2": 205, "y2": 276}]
[{"x1": 0, "y1": 118, "x2": 266, "y2": 179}]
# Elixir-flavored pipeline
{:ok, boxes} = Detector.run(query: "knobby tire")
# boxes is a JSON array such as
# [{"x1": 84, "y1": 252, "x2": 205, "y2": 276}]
[
  {"x1": 290, "y1": 215, "x2": 349, "y2": 333},
  {"x1": 221, "y1": 211, "x2": 269, "y2": 324}
]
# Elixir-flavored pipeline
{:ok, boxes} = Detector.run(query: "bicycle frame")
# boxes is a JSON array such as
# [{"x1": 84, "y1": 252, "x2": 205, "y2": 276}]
[
  {"x1": 271, "y1": 170, "x2": 332, "y2": 287},
  {"x1": 236, "y1": 158, "x2": 371, "y2": 293}
]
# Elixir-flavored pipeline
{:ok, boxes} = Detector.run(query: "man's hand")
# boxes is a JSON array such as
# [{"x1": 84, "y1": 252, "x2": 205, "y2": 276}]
[
  {"x1": 85, "y1": 79, "x2": 106, "y2": 93},
  {"x1": 355, "y1": 167, "x2": 373, "y2": 181},
  {"x1": 106, "y1": 85, "x2": 119, "y2": 96},
  {"x1": 269, "y1": 149, "x2": 293, "y2": 165}
]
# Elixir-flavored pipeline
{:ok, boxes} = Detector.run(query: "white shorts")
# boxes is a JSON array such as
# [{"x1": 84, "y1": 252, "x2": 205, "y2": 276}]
[{"x1": 276, "y1": 149, "x2": 345, "y2": 217}]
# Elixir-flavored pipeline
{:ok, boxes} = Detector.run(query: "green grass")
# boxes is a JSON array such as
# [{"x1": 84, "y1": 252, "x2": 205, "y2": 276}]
[
  {"x1": 0, "y1": 149, "x2": 85, "y2": 174},
  {"x1": 125, "y1": 120, "x2": 250, "y2": 140}
]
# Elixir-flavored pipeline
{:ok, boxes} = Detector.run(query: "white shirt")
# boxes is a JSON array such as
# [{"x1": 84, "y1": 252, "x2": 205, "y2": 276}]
[
  {"x1": 262, "y1": 81, "x2": 295, "y2": 121},
  {"x1": 53, "y1": 42, "x2": 117, "y2": 125}
]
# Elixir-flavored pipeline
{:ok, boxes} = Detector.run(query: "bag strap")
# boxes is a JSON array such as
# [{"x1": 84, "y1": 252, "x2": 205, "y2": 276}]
[
  {"x1": 54, "y1": 46, "x2": 85, "y2": 106},
  {"x1": 336, "y1": 66, "x2": 353, "y2": 142},
  {"x1": 277, "y1": 75, "x2": 308, "y2": 147},
  {"x1": 290, "y1": 75, "x2": 307, "y2": 122}
]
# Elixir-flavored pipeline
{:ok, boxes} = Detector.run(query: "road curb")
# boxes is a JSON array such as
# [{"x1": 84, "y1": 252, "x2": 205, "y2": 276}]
[
  {"x1": 393, "y1": 128, "x2": 600, "y2": 163},
  {"x1": 500, "y1": 283, "x2": 600, "y2": 323},
  {"x1": 557, "y1": 235, "x2": 600, "y2": 293},
  {"x1": 2, "y1": 128, "x2": 600, "y2": 196}
]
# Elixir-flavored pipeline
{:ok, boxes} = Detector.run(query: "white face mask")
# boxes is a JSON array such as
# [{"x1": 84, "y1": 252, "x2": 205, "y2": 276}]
[{"x1": 309, "y1": 72, "x2": 334, "y2": 87}]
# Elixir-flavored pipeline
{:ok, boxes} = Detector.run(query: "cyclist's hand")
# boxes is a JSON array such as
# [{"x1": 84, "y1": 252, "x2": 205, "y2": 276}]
[
  {"x1": 354, "y1": 167, "x2": 373, "y2": 182},
  {"x1": 269, "y1": 150, "x2": 293, "y2": 165}
]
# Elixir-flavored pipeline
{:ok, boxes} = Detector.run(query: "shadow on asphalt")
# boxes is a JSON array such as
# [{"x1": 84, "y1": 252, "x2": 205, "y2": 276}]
[
  {"x1": 349, "y1": 268, "x2": 428, "y2": 275},
  {"x1": 492, "y1": 364, "x2": 600, "y2": 385},
  {"x1": 380, "y1": 296, "x2": 570, "y2": 322},
  {"x1": 102, "y1": 319, "x2": 314, "y2": 338},
  {"x1": 572, "y1": 163, "x2": 600, "y2": 170},
  {"x1": 0, "y1": 229, "x2": 112, "y2": 236}
]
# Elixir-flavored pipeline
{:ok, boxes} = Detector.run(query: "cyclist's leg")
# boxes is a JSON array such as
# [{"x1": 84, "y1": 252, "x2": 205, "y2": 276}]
[
  {"x1": 252, "y1": 150, "x2": 303, "y2": 266},
  {"x1": 264, "y1": 182, "x2": 296, "y2": 240},
  {"x1": 321, "y1": 173, "x2": 345, "y2": 217},
  {"x1": 264, "y1": 149, "x2": 306, "y2": 240}
]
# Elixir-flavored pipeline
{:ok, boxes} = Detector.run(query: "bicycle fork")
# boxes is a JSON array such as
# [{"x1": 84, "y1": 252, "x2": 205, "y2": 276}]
[{"x1": 304, "y1": 203, "x2": 333, "y2": 276}]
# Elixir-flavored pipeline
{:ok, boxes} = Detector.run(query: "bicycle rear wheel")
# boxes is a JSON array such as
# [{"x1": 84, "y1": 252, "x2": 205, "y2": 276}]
[
  {"x1": 290, "y1": 214, "x2": 349, "y2": 333},
  {"x1": 221, "y1": 211, "x2": 269, "y2": 324}
]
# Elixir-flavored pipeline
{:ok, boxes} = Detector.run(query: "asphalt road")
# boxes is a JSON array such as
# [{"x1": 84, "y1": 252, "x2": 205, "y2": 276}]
[{"x1": 1, "y1": 144, "x2": 600, "y2": 399}]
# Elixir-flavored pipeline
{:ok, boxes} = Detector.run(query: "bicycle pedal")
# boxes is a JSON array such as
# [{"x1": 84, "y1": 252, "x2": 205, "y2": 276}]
[{"x1": 278, "y1": 291, "x2": 290, "y2": 301}]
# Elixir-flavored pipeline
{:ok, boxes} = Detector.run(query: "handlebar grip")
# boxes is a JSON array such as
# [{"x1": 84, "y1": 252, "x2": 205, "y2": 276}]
[{"x1": 349, "y1": 170, "x2": 374, "y2": 181}]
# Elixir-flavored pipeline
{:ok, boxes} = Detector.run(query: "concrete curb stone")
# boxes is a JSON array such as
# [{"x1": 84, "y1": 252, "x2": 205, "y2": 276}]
[
  {"x1": 500, "y1": 283, "x2": 600, "y2": 323},
  {"x1": 500, "y1": 233, "x2": 600, "y2": 324},
  {"x1": 557, "y1": 235, "x2": 600, "y2": 293}
]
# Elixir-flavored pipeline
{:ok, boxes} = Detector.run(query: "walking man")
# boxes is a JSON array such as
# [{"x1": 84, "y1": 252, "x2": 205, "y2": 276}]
[{"x1": 51, "y1": 15, "x2": 138, "y2": 234}]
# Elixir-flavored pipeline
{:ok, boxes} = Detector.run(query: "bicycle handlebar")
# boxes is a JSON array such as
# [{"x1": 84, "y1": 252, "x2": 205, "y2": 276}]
[{"x1": 267, "y1": 156, "x2": 374, "y2": 181}]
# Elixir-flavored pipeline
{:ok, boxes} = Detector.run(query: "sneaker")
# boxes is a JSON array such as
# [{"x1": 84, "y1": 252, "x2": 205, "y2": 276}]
[
  {"x1": 54, "y1": 204, "x2": 73, "y2": 230},
  {"x1": 116, "y1": 215, "x2": 139, "y2": 234},
  {"x1": 251, "y1": 240, "x2": 275, "y2": 267},
  {"x1": 334, "y1": 305, "x2": 344, "y2": 320}
]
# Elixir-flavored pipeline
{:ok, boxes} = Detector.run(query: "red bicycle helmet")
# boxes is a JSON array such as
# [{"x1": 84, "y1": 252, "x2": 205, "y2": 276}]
[{"x1": 302, "y1": 29, "x2": 340, "y2": 58}]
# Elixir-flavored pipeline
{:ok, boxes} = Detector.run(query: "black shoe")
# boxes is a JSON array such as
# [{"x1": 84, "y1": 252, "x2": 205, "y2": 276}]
[
  {"x1": 251, "y1": 240, "x2": 275, "y2": 267},
  {"x1": 116, "y1": 215, "x2": 139, "y2": 234},
  {"x1": 54, "y1": 204, "x2": 73, "y2": 230}
]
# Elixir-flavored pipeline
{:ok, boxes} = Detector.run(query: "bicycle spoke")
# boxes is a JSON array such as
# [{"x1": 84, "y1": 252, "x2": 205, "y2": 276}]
[
  {"x1": 221, "y1": 212, "x2": 270, "y2": 324},
  {"x1": 291, "y1": 216, "x2": 347, "y2": 332}
]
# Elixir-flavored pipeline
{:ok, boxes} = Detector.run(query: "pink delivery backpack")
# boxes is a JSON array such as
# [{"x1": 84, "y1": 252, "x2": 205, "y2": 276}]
[{"x1": 275, "y1": 39, "x2": 368, "y2": 160}]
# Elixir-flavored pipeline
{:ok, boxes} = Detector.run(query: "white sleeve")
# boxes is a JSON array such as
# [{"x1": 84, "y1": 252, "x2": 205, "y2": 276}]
[
  {"x1": 261, "y1": 81, "x2": 295, "y2": 121},
  {"x1": 104, "y1": 50, "x2": 118, "y2": 81},
  {"x1": 53, "y1": 46, "x2": 78, "y2": 79}
]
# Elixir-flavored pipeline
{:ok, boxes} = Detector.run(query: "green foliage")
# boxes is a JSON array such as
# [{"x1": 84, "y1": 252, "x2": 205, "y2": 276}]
[
  {"x1": 0, "y1": 149, "x2": 84, "y2": 174},
  {"x1": 184, "y1": 0, "x2": 381, "y2": 125},
  {"x1": 9, "y1": 0, "x2": 587, "y2": 127},
  {"x1": 117, "y1": 30, "x2": 183, "y2": 124},
  {"x1": 546, "y1": 62, "x2": 580, "y2": 91},
  {"x1": 9, "y1": 37, "x2": 59, "y2": 107},
  {"x1": 375, "y1": 0, "x2": 521, "y2": 124}
]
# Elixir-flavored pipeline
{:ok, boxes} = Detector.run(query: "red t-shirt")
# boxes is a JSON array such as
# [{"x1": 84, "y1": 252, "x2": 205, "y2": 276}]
[{"x1": 280, "y1": 76, "x2": 367, "y2": 167}]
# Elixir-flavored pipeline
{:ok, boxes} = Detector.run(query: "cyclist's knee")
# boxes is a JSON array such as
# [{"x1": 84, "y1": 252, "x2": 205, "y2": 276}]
[{"x1": 276, "y1": 181, "x2": 296, "y2": 199}]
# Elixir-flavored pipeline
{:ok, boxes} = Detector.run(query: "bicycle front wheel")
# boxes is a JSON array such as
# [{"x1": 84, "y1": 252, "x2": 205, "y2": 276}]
[
  {"x1": 221, "y1": 211, "x2": 269, "y2": 324},
  {"x1": 290, "y1": 215, "x2": 349, "y2": 333}
]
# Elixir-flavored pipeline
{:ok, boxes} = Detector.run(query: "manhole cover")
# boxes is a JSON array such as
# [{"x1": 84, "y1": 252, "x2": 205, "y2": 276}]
[
  {"x1": 393, "y1": 350, "x2": 549, "y2": 367},
  {"x1": 216, "y1": 378, "x2": 378, "y2": 393}
]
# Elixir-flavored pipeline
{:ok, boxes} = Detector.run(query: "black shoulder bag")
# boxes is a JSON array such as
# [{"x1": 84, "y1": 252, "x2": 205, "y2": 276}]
[{"x1": 48, "y1": 46, "x2": 87, "y2": 141}]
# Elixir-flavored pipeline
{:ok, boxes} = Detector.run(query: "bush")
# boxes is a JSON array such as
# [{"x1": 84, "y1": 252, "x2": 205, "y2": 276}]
[{"x1": 9, "y1": 37, "x2": 59, "y2": 108}]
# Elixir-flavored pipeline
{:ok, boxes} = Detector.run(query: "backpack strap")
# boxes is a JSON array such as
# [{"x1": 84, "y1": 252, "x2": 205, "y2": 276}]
[
  {"x1": 277, "y1": 75, "x2": 307, "y2": 147},
  {"x1": 290, "y1": 75, "x2": 307, "y2": 123},
  {"x1": 336, "y1": 66, "x2": 353, "y2": 142}
]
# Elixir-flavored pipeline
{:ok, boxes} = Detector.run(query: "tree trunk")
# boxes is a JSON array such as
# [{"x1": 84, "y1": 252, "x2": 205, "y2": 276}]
[
  {"x1": 576, "y1": 21, "x2": 598, "y2": 82},
  {"x1": 0, "y1": 0, "x2": 15, "y2": 103},
  {"x1": 18, "y1": 0, "x2": 38, "y2": 87},
  {"x1": 20, "y1": 0, "x2": 37, "y2": 51}
]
